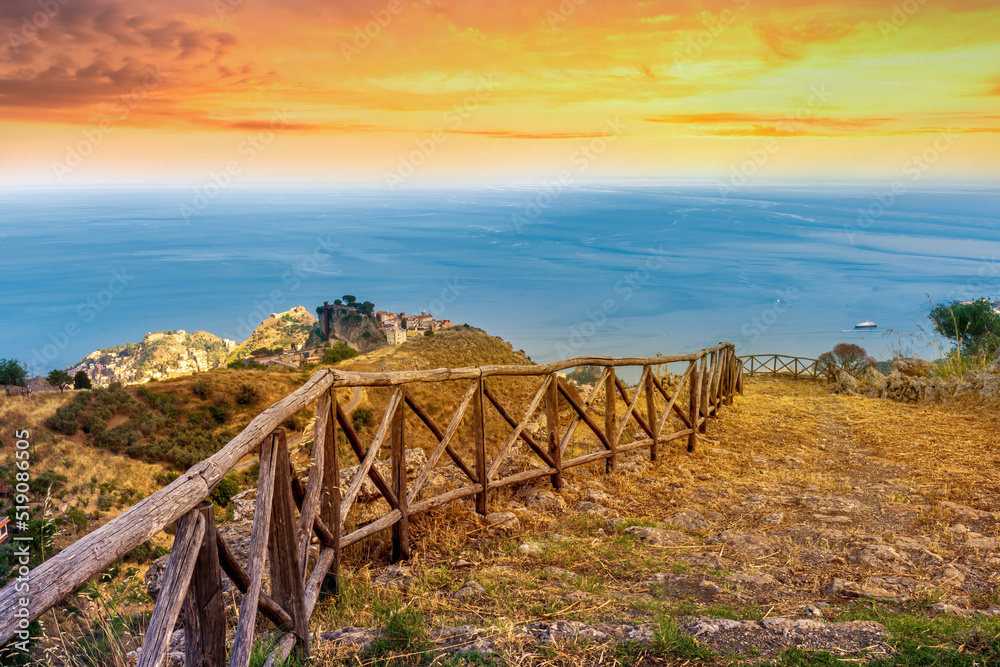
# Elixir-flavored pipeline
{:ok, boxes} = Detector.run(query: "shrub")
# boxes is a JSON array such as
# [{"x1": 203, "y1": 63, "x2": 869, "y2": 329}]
[
  {"x1": 191, "y1": 378, "x2": 211, "y2": 400},
  {"x1": 209, "y1": 473, "x2": 241, "y2": 508},
  {"x1": 352, "y1": 406, "x2": 374, "y2": 431},
  {"x1": 322, "y1": 342, "x2": 359, "y2": 365},
  {"x1": 66, "y1": 507, "x2": 87, "y2": 533},
  {"x1": 818, "y1": 343, "x2": 875, "y2": 376},
  {"x1": 73, "y1": 371, "x2": 92, "y2": 390},
  {"x1": 235, "y1": 383, "x2": 259, "y2": 405},
  {"x1": 96, "y1": 494, "x2": 115, "y2": 511},
  {"x1": 122, "y1": 540, "x2": 167, "y2": 564},
  {"x1": 29, "y1": 470, "x2": 68, "y2": 496},
  {"x1": 423, "y1": 330, "x2": 433, "y2": 337},
  {"x1": 929, "y1": 298, "x2": 1000, "y2": 359}
]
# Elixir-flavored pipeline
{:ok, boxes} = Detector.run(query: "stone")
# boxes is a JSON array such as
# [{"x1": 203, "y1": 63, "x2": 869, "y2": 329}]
[
  {"x1": 964, "y1": 536, "x2": 998, "y2": 550},
  {"x1": 623, "y1": 526, "x2": 686, "y2": 546},
  {"x1": 726, "y1": 572, "x2": 778, "y2": 587},
  {"x1": 757, "y1": 512, "x2": 784, "y2": 526},
  {"x1": 574, "y1": 501, "x2": 618, "y2": 518},
  {"x1": 486, "y1": 512, "x2": 520, "y2": 531},
  {"x1": 340, "y1": 448, "x2": 427, "y2": 503},
  {"x1": 543, "y1": 566, "x2": 579, "y2": 580},
  {"x1": 849, "y1": 545, "x2": 914, "y2": 571},
  {"x1": 931, "y1": 603, "x2": 973, "y2": 616},
  {"x1": 704, "y1": 530, "x2": 775, "y2": 558},
  {"x1": 665, "y1": 509, "x2": 711, "y2": 531},
  {"x1": 518, "y1": 485, "x2": 567, "y2": 513},
  {"x1": 518, "y1": 542, "x2": 543, "y2": 556},
  {"x1": 373, "y1": 563, "x2": 415, "y2": 589},
  {"x1": 452, "y1": 580, "x2": 485, "y2": 599}
]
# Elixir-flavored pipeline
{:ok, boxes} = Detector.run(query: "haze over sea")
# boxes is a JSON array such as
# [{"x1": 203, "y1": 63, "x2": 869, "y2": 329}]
[{"x1": 3, "y1": 184, "x2": 998, "y2": 375}]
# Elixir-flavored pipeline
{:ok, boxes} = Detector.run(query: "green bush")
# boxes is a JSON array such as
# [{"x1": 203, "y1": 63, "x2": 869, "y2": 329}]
[
  {"x1": 122, "y1": 540, "x2": 167, "y2": 564},
  {"x1": 352, "y1": 406, "x2": 374, "y2": 431},
  {"x1": 191, "y1": 378, "x2": 211, "y2": 400},
  {"x1": 235, "y1": 383, "x2": 259, "y2": 405},
  {"x1": 29, "y1": 470, "x2": 68, "y2": 496},
  {"x1": 209, "y1": 473, "x2": 241, "y2": 508},
  {"x1": 96, "y1": 494, "x2": 115, "y2": 511},
  {"x1": 66, "y1": 507, "x2": 87, "y2": 533},
  {"x1": 322, "y1": 342, "x2": 359, "y2": 365}
]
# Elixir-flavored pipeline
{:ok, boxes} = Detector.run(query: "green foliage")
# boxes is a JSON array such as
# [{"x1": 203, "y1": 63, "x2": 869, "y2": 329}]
[
  {"x1": 122, "y1": 540, "x2": 167, "y2": 564},
  {"x1": 0, "y1": 358, "x2": 27, "y2": 386},
  {"x1": 29, "y1": 469, "x2": 68, "y2": 496},
  {"x1": 191, "y1": 378, "x2": 211, "y2": 399},
  {"x1": 363, "y1": 605, "x2": 430, "y2": 665},
  {"x1": 423, "y1": 329, "x2": 433, "y2": 337},
  {"x1": 342, "y1": 294, "x2": 357, "y2": 306},
  {"x1": 322, "y1": 341, "x2": 359, "y2": 365},
  {"x1": 47, "y1": 369, "x2": 73, "y2": 391},
  {"x1": 96, "y1": 494, "x2": 115, "y2": 511},
  {"x1": 352, "y1": 406, "x2": 374, "y2": 431},
  {"x1": 66, "y1": 507, "x2": 88, "y2": 533},
  {"x1": 566, "y1": 365, "x2": 601, "y2": 385},
  {"x1": 210, "y1": 473, "x2": 241, "y2": 507},
  {"x1": 235, "y1": 383, "x2": 260, "y2": 405},
  {"x1": 930, "y1": 298, "x2": 1000, "y2": 358},
  {"x1": 818, "y1": 343, "x2": 876, "y2": 376},
  {"x1": 73, "y1": 370, "x2": 93, "y2": 389}
]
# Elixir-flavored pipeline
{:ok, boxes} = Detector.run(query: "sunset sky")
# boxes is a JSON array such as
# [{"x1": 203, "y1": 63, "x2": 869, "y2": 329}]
[{"x1": 1, "y1": 0, "x2": 997, "y2": 187}]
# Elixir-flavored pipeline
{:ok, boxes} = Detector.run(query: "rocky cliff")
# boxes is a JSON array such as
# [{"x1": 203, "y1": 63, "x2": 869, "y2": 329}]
[{"x1": 311, "y1": 309, "x2": 387, "y2": 354}]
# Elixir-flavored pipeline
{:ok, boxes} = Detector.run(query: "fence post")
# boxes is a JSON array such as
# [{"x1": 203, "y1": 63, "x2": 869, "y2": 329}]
[
  {"x1": 546, "y1": 375, "x2": 563, "y2": 489},
  {"x1": 688, "y1": 360, "x2": 699, "y2": 453},
  {"x1": 268, "y1": 432, "x2": 309, "y2": 656},
  {"x1": 181, "y1": 501, "x2": 226, "y2": 667},
  {"x1": 390, "y1": 395, "x2": 410, "y2": 561},
  {"x1": 321, "y1": 389, "x2": 341, "y2": 595},
  {"x1": 604, "y1": 369, "x2": 617, "y2": 473},
  {"x1": 699, "y1": 355, "x2": 710, "y2": 434},
  {"x1": 644, "y1": 366, "x2": 658, "y2": 461},
  {"x1": 474, "y1": 378, "x2": 488, "y2": 514}
]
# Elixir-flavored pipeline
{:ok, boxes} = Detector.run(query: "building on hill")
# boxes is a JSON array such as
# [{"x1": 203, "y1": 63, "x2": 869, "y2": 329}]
[{"x1": 384, "y1": 326, "x2": 407, "y2": 345}]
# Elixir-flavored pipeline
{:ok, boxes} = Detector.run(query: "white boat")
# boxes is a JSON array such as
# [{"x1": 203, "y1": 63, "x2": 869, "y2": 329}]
[{"x1": 853, "y1": 321, "x2": 877, "y2": 330}]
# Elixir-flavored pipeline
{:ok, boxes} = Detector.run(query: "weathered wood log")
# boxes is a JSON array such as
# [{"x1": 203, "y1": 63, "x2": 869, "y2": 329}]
[
  {"x1": 604, "y1": 369, "x2": 617, "y2": 473},
  {"x1": 137, "y1": 510, "x2": 206, "y2": 667},
  {"x1": 409, "y1": 484, "x2": 482, "y2": 516},
  {"x1": 267, "y1": 435, "x2": 308, "y2": 655},
  {"x1": 688, "y1": 361, "x2": 700, "y2": 453},
  {"x1": 488, "y1": 466, "x2": 557, "y2": 490},
  {"x1": 645, "y1": 366, "x2": 670, "y2": 461},
  {"x1": 651, "y1": 369, "x2": 694, "y2": 429},
  {"x1": 614, "y1": 368, "x2": 652, "y2": 444},
  {"x1": 215, "y1": 533, "x2": 294, "y2": 630},
  {"x1": 327, "y1": 349, "x2": 730, "y2": 388},
  {"x1": 408, "y1": 381, "x2": 478, "y2": 503},
  {"x1": 487, "y1": 376, "x2": 551, "y2": 480},
  {"x1": 229, "y1": 432, "x2": 279, "y2": 667},
  {"x1": 390, "y1": 397, "x2": 409, "y2": 562},
  {"x1": 404, "y1": 390, "x2": 478, "y2": 484},
  {"x1": 321, "y1": 388, "x2": 340, "y2": 595},
  {"x1": 483, "y1": 383, "x2": 555, "y2": 469},
  {"x1": 617, "y1": 429, "x2": 694, "y2": 453},
  {"x1": 473, "y1": 379, "x2": 488, "y2": 515},
  {"x1": 340, "y1": 509, "x2": 403, "y2": 549},
  {"x1": 546, "y1": 376, "x2": 562, "y2": 488},
  {"x1": 0, "y1": 370, "x2": 335, "y2": 644},
  {"x1": 181, "y1": 502, "x2": 225, "y2": 667},
  {"x1": 296, "y1": 391, "x2": 327, "y2": 577},
  {"x1": 563, "y1": 448, "x2": 614, "y2": 469}
]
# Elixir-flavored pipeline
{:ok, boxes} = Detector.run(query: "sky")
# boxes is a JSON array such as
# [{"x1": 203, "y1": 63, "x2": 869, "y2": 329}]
[{"x1": 0, "y1": 0, "x2": 998, "y2": 187}]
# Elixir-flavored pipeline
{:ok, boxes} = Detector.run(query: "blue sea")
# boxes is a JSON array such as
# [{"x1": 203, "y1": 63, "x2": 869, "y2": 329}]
[{"x1": 2, "y1": 184, "x2": 997, "y2": 375}]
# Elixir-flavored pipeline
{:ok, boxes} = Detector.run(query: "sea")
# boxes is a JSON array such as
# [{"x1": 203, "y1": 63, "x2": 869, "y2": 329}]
[{"x1": 2, "y1": 183, "x2": 998, "y2": 375}]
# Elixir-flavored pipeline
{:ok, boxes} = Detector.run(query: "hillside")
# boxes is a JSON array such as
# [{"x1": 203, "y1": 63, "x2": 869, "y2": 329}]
[
  {"x1": 228, "y1": 306, "x2": 317, "y2": 361},
  {"x1": 69, "y1": 330, "x2": 235, "y2": 385}
]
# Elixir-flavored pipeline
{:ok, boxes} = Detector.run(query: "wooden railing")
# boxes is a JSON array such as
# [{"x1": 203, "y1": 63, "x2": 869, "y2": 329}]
[
  {"x1": 0, "y1": 343, "x2": 742, "y2": 666},
  {"x1": 738, "y1": 354, "x2": 835, "y2": 381}
]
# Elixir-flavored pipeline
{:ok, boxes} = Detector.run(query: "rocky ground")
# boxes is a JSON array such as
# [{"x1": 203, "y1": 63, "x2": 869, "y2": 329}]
[{"x1": 140, "y1": 376, "x2": 1000, "y2": 665}]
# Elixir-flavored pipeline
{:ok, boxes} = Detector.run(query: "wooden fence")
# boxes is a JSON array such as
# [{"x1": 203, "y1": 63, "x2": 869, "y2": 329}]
[
  {"x1": 0, "y1": 343, "x2": 742, "y2": 666},
  {"x1": 738, "y1": 354, "x2": 835, "y2": 381}
]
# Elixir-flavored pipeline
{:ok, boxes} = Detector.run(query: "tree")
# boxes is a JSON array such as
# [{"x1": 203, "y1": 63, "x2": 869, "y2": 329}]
[
  {"x1": 566, "y1": 365, "x2": 601, "y2": 385},
  {"x1": 47, "y1": 369, "x2": 72, "y2": 392},
  {"x1": 818, "y1": 343, "x2": 875, "y2": 376},
  {"x1": 341, "y1": 295, "x2": 357, "y2": 306},
  {"x1": 74, "y1": 371, "x2": 92, "y2": 390},
  {"x1": 360, "y1": 301, "x2": 375, "y2": 316},
  {"x1": 322, "y1": 342, "x2": 358, "y2": 365},
  {"x1": 0, "y1": 358, "x2": 26, "y2": 386},
  {"x1": 929, "y1": 298, "x2": 1000, "y2": 358},
  {"x1": 333, "y1": 299, "x2": 342, "y2": 306}
]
